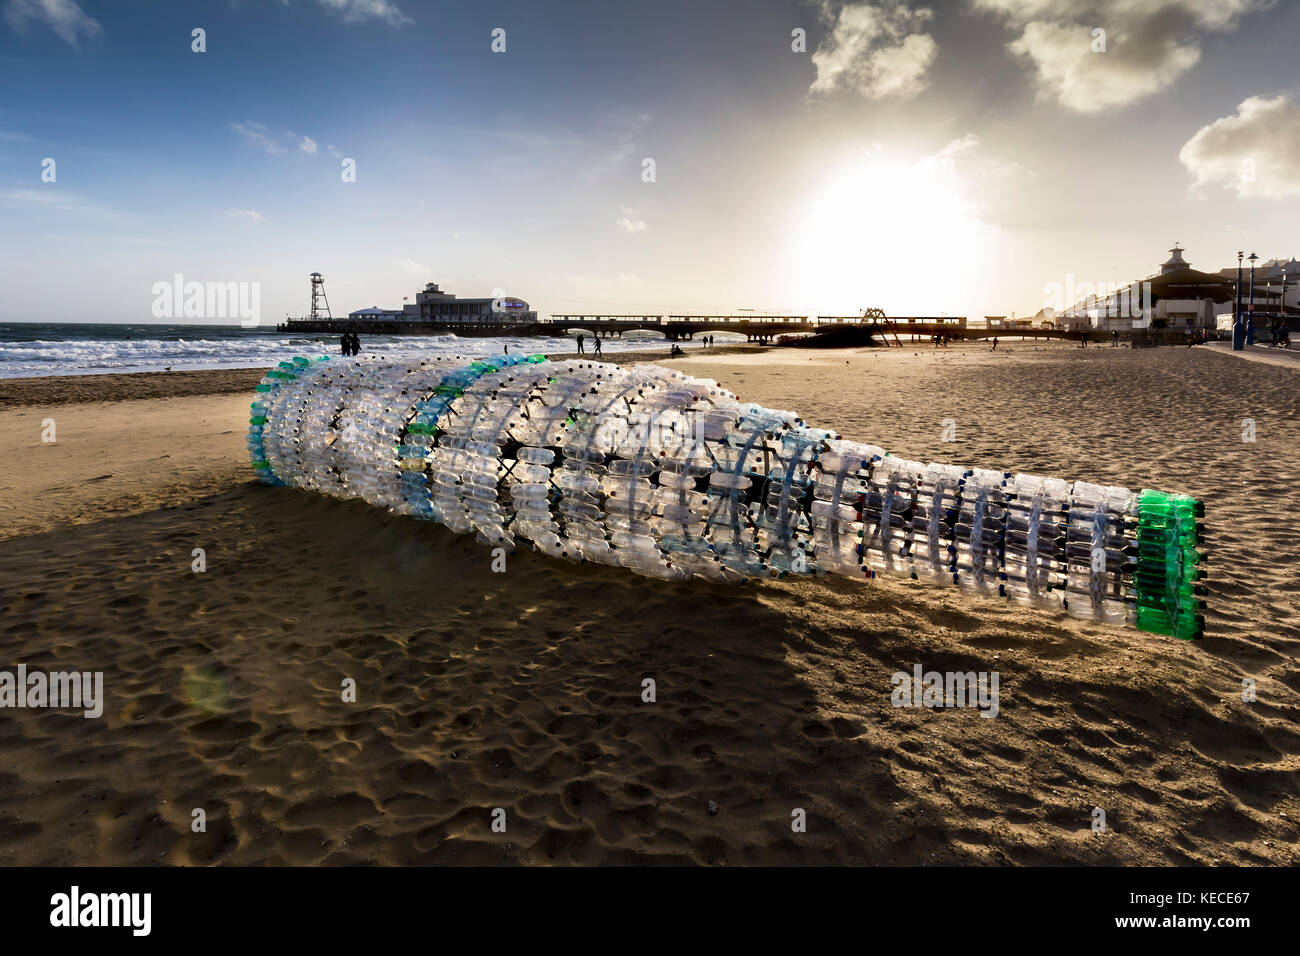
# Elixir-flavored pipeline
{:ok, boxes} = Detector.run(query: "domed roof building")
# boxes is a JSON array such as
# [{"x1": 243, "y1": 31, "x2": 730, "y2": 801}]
[{"x1": 1160, "y1": 244, "x2": 1190, "y2": 274}]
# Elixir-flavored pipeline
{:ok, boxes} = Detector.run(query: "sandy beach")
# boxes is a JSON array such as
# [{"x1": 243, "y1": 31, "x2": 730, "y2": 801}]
[{"x1": 1, "y1": 342, "x2": 1297, "y2": 865}]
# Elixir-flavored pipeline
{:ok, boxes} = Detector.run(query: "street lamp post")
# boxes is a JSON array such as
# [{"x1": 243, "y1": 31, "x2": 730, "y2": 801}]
[
  {"x1": 1247, "y1": 252, "x2": 1259, "y2": 346},
  {"x1": 1281, "y1": 264, "x2": 1292, "y2": 347},
  {"x1": 1234, "y1": 251, "x2": 1244, "y2": 349},
  {"x1": 1275, "y1": 267, "x2": 1286, "y2": 347}
]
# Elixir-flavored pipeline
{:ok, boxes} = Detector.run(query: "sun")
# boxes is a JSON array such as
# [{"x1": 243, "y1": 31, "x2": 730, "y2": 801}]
[{"x1": 788, "y1": 152, "x2": 996, "y2": 318}]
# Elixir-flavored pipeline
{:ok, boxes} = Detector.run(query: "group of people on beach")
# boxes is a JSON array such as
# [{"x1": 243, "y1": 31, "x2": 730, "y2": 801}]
[
  {"x1": 574, "y1": 332, "x2": 716, "y2": 357},
  {"x1": 339, "y1": 332, "x2": 362, "y2": 357}
]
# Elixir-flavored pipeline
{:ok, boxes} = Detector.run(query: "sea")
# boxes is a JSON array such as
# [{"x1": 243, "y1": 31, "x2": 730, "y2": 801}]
[{"x1": 0, "y1": 322, "x2": 716, "y2": 379}]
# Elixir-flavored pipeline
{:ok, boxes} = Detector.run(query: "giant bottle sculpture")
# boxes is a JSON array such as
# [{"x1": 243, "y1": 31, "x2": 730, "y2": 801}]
[{"x1": 248, "y1": 354, "x2": 1206, "y2": 639}]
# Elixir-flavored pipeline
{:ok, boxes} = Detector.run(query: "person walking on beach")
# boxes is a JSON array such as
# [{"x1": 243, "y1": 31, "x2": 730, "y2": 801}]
[
  {"x1": 349, "y1": 332, "x2": 361, "y2": 356},
  {"x1": 1080, "y1": 330, "x2": 1089, "y2": 348},
  {"x1": 1112, "y1": 330, "x2": 1119, "y2": 347},
  {"x1": 576, "y1": 333, "x2": 585, "y2": 354},
  {"x1": 340, "y1": 333, "x2": 351, "y2": 356},
  {"x1": 593, "y1": 336, "x2": 602, "y2": 357},
  {"x1": 991, "y1": 337, "x2": 998, "y2": 351}
]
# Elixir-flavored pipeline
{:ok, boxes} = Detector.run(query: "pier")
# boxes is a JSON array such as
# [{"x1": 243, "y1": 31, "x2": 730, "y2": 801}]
[{"x1": 276, "y1": 313, "x2": 1209, "y2": 347}]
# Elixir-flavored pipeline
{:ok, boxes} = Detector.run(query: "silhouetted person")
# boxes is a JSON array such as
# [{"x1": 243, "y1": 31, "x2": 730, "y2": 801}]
[
  {"x1": 349, "y1": 332, "x2": 361, "y2": 356},
  {"x1": 1112, "y1": 330, "x2": 1119, "y2": 347},
  {"x1": 576, "y1": 333, "x2": 585, "y2": 354},
  {"x1": 340, "y1": 333, "x2": 351, "y2": 356},
  {"x1": 593, "y1": 336, "x2": 602, "y2": 356}
]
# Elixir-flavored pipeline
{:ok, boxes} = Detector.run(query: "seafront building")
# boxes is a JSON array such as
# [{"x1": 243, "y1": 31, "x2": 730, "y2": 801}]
[
  {"x1": 402, "y1": 282, "x2": 537, "y2": 324},
  {"x1": 346, "y1": 306, "x2": 404, "y2": 323},
  {"x1": 1053, "y1": 245, "x2": 1300, "y2": 333},
  {"x1": 1062, "y1": 245, "x2": 1238, "y2": 331},
  {"x1": 283, "y1": 276, "x2": 538, "y2": 332},
  {"x1": 1216, "y1": 257, "x2": 1300, "y2": 322}
]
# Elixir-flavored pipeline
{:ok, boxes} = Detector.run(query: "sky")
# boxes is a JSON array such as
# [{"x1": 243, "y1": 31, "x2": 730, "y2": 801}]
[{"x1": 1, "y1": 0, "x2": 1298, "y2": 325}]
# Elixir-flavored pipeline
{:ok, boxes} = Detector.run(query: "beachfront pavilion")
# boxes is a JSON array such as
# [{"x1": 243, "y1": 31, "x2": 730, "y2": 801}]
[
  {"x1": 1068, "y1": 246, "x2": 1235, "y2": 331},
  {"x1": 407, "y1": 282, "x2": 538, "y2": 324},
  {"x1": 1140, "y1": 264, "x2": 1236, "y2": 329}
]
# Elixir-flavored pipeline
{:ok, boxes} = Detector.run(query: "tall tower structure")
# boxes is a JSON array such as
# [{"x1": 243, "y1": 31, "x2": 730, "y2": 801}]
[{"x1": 309, "y1": 272, "x2": 332, "y2": 321}]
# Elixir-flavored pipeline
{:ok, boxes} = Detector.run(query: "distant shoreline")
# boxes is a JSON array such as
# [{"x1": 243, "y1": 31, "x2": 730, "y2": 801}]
[{"x1": 0, "y1": 343, "x2": 767, "y2": 408}]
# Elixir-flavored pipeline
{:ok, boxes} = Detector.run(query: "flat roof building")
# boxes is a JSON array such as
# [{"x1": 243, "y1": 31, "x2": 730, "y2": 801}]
[
  {"x1": 408, "y1": 282, "x2": 537, "y2": 324},
  {"x1": 348, "y1": 306, "x2": 404, "y2": 322}
]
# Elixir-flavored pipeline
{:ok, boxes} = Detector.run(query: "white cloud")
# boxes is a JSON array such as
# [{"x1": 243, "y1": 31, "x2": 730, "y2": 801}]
[
  {"x1": 317, "y1": 0, "x2": 411, "y2": 26},
  {"x1": 300, "y1": 135, "x2": 318, "y2": 154},
  {"x1": 810, "y1": 1, "x2": 937, "y2": 101},
  {"x1": 0, "y1": 188, "x2": 105, "y2": 214},
  {"x1": 396, "y1": 258, "x2": 429, "y2": 274},
  {"x1": 230, "y1": 121, "x2": 285, "y2": 155},
  {"x1": 3, "y1": 0, "x2": 101, "y2": 46},
  {"x1": 1179, "y1": 95, "x2": 1300, "y2": 199},
  {"x1": 931, "y1": 133, "x2": 980, "y2": 167},
  {"x1": 584, "y1": 112, "x2": 651, "y2": 180},
  {"x1": 973, "y1": 0, "x2": 1275, "y2": 113},
  {"x1": 616, "y1": 205, "x2": 647, "y2": 233},
  {"x1": 226, "y1": 208, "x2": 265, "y2": 222}
]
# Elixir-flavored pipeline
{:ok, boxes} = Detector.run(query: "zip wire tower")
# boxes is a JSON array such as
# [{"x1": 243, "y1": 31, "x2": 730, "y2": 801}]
[{"x1": 309, "y1": 272, "x2": 333, "y2": 321}]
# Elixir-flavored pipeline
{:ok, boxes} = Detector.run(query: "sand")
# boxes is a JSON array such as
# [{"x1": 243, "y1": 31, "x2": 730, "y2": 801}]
[{"x1": 0, "y1": 342, "x2": 1297, "y2": 865}]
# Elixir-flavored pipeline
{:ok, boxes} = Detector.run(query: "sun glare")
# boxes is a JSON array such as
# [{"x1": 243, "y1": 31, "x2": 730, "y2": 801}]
[{"x1": 789, "y1": 154, "x2": 995, "y2": 318}]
